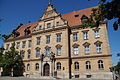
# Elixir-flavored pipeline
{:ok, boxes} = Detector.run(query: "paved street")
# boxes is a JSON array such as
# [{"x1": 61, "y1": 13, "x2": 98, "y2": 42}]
[{"x1": 0, "y1": 76, "x2": 113, "y2": 80}]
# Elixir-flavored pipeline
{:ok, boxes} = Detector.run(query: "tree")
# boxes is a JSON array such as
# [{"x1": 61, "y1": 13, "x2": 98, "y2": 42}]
[
  {"x1": 86, "y1": 0, "x2": 120, "y2": 30},
  {"x1": 1, "y1": 42, "x2": 23, "y2": 76},
  {"x1": 0, "y1": 47, "x2": 4, "y2": 67}
]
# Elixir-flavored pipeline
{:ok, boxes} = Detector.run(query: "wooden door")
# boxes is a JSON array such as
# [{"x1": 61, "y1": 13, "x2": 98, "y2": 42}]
[{"x1": 43, "y1": 63, "x2": 50, "y2": 76}]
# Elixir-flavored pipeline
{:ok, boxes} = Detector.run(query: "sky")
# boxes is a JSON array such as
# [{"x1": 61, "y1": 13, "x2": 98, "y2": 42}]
[{"x1": 0, "y1": 0, "x2": 120, "y2": 66}]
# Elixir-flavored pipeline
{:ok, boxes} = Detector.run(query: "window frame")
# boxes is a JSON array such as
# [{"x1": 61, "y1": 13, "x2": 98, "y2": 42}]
[
  {"x1": 74, "y1": 62, "x2": 79, "y2": 70},
  {"x1": 56, "y1": 62, "x2": 61, "y2": 70}
]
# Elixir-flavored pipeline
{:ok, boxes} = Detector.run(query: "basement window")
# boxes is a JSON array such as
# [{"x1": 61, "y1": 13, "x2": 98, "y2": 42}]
[
  {"x1": 74, "y1": 14, "x2": 79, "y2": 17},
  {"x1": 75, "y1": 75, "x2": 79, "y2": 78},
  {"x1": 86, "y1": 75, "x2": 92, "y2": 78}
]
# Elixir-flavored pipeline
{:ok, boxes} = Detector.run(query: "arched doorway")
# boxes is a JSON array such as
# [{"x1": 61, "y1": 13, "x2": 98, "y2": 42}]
[{"x1": 43, "y1": 63, "x2": 50, "y2": 76}]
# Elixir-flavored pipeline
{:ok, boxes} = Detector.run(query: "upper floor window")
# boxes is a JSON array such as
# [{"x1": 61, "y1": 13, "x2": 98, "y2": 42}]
[
  {"x1": 74, "y1": 62, "x2": 79, "y2": 70},
  {"x1": 56, "y1": 22, "x2": 60, "y2": 26},
  {"x1": 47, "y1": 23, "x2": 51, "y2": 28},
  {"x1": 84, "y1": 45, "x2": 90, "y2": 54},
  {"x1": 86, "y1": 61, "x2": 91, "y2": 70},
  {"x1": 56, "y1": 34, "x2": 61, "y2": 42},
  {"x1": 57, "y1": 62, "x2": 61, "y2": 70},
  {"x1": 83, "y1": 31, "x2": 88, "y2": 40},
  {"x1": 45, "y1": 46, "x2": 51, "y2": 56},
  {"x1": 73, "y1": 33, "x2": 78, "y2": 41},
  {"x1": 56, "y1": 47, "x2": 61, "y2": 56},
  {"x1": 36, "y1": 48, "x2": 40, "y2": 58},
  {"x1": 27, "y1": 64, "x2": 30, "y2": 71},
  {"x1": 94, "y1": 41, "x2": 102, "y2": 53},
  {"x1": 16, "y1": 42, "x2": 20, "y2": 49},
  {"x1": 20, "y1": 50, "x2": 25, "y2": 59},
  {"x1": 46, "y1": 35, "x2": 50, "y2": 44},
  {"x1": 6, "y1": 44, "x2": 9, "y2": 50},
  {"x1": 35, "y1": 63, "x2": 39, "y2": 70},
  {"x1": 73, "y1": 43, "x2": 79, "y2": 55},
  {"x1": 22, "y1": 41, "x2": 26, "y2": 48},
  {"x1": 98, "y1": 60, "x2": 104, "y2": 69},
  {"x1": 73, "y1": 47, "x2": 78, "y2": 55},
  {"x1": 27, "y1": 50, "x2": 31, "y2": 59},
  {"x1": 36, "y1": 37, "x2": 41, "y2": 45},
  {"x1": 94, "y1": 30, "x2": 100, "y2": 38},
  {"x1": 39, "y1": 26, "x2": 42, "y2": 30},
  {"x1": 28, "y1": 40, "x2": 32, "y2": 47}
]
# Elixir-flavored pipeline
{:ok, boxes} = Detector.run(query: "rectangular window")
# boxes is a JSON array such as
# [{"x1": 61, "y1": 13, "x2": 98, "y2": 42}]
[
  {"x1": 28, "y1": 40, "x2": 32, "y2": 47},
  {"x1": 83, "y1": 32, "x2": 88, "y2": 40},
  {"x1": 22, "y1": 41, "x2": 26, "y2": 48},
  {"x1": 6, "y1": 44, "x2": 9, "y2": 50},
  {"x1": 84, "y1": 46, "x2": 90, "y2": 54},
  {"x1": 16, "y1": 42, "x2": 20, "y2": 49},
  {"x1": 36, "y1": 37, "x2": 40, "y2": 45},
  {"x1": 45, "y1": 48, "x2": 50, "y2": 56},
  {"x1": 96, "y1": 44, "x2": 102, "y2": 53},
  {"x1": 56, "y1": 34, "x2": 61, "y2": 42},
  {"x1": 73, "y1": 33, "x2": 78, "y2": 41},
  {"x1": 36, "y1": 49, "x2": 40, "y2": 57},
  {"x1": 73, "y1": 47, "x2": 78, "y2": 55},
  {"x1": 46, "y1": 35, "x2": 50, "y2": 44},
  {"x1": 47, "y1": 23, "x2": 51, "y2": 28},
  {"x1": 56, "y1": 47, "x2": 61, "y2": 56},
  {"x1": 94, "y1": 30, "x2": 100, "y2": 38}
]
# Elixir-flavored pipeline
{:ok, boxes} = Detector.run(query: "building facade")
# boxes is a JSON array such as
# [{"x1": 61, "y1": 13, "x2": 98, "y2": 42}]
[{"x1": 4, "y1": 3, "x2": 112, "y2": 79}]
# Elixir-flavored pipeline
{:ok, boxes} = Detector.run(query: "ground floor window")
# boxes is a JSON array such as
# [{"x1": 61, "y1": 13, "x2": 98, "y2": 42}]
[{"x1": 56, "y1": 62, "x2": 61, "y2": 70}]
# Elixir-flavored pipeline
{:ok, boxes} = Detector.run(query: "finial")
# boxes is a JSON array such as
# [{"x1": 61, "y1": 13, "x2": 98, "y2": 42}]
[{"x1": 48, "y1": 0, "x2": 52, "y2": 5}]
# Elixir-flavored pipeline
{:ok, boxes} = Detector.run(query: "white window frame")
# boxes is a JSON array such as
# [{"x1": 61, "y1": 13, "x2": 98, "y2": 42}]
[
  {"x1": 73, "y1": 47, "x2": 78, "y2": 55},
  {"x1": 83, "y1": 32, "x2": 88, "y2": 40},
  {"x1": 84, "y1": 45, "x2": 90, "y2": 54}
]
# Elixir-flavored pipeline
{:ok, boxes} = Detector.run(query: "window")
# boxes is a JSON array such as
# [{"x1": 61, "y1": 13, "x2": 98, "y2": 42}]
[
  {"x1": 6, "y1": 44, "x2": 9, "y2": 50},
  {"x1": 22, "y1": 41, "x2": 26, "y2": 48},
  {"x1": 94, "y1": 30, "x2": 100, "y2": 38},
  {"x1": 39, "y1": 26, "x2": 42, "y2": 30},
  {"x1": 28, "y1": 40, "x2": 32, "y2": 47},
  {"x1": 73, "y1": 33, "x2": 78, "y2": 41},
  {"x1": 27, "y1": 64, "x2": 30, "y2": 71},
  {"x1": 83, "y1": 31, "x2": 88, "y2": 40},
  {"x1": 84, "y1": 45, "x2": 90, "y2": 54},
  {"x1": 56, "y1": 22, "x2": 60, "y2": 26},
  {"x1": 73, "y1": 47, "x2": 78, "y2": 55},
  {"x1": 46, "y1": 35, "x2": 50, "y2": 44},
  {"x1": 56, "y1": 47, "x2": 61, "y2": 56},
  {"x1": 27, "y1": 50, "x2": 31, "y2": 59},
  {"x1": 36, "y1": 37, "x2": 40, "y2": 45},
  {"x1": 16, "y1": 42, "x2": 20, "y2": 49},
  {"x1": 96, "y1": 44, "x2": 102, "y2": 53},
  {"x1": 20, "y1": 51, "x2": 25, "y2": 59},
  {"x1": 35, "y1": 63, "x2": 39, "y2": 70},
  {"x1": 74, "y1": 62, "x2": 79, "y2": 70},
  {"x1": 56, "y1": 34, "x2": 61, "y2": 42},
  {"x1": 47, "y1": 23, "x2": 51, "y2": 28},
  {"x1": 45, "y1": 47, "x2": 50, "y2": 56},
  {"x1": 57, "y1": 62, "x2": 61, "y2": 70},
  {"x1": 86, "y1": 61, "x2": 91, "y2": 70},
  {"x1": 36, "y1": 48, "x2": 40, "y2": 58},
  {"x1": 98, "y1": 60, "x2": 104, "y2": 69}
]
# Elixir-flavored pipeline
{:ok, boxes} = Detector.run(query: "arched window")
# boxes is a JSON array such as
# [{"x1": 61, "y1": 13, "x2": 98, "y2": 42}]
[
  {"x1": 56, "y1": 62, "x2": 61, "y2": 70},
  {"x1": 98, "y1": 60, "x2": 104, "y2": 69},
  {"x1": 35, "y1": 63, "x2": 39, "y2": 70},
  {"x1": 86, "y1": 61, "x2": 91, "y2": 70},
  {"x1": 74, "y1": 62, "x2": 79, "y2": 70},
  {"x1": 27, "y1": 64, "x2": 30, "y2": 71}
]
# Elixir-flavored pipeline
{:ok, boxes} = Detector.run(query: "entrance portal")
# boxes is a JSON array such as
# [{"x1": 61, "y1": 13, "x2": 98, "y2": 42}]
[{"x1": 43, "y1": 63, "x2": 50, "y2": 76}]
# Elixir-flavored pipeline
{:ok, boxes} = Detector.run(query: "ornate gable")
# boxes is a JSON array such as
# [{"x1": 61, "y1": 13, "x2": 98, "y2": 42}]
[{"x1": 40, "y1": 3, "x2": 60, "y2": 20}]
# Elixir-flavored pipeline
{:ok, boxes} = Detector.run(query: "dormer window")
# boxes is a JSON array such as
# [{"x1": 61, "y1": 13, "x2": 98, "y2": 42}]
[
  {"x1": 24, "y1": 27, "x2": 31, "y2": 35},
  {"x1": 81, "y1": 15, "x2": 88, "y2": 23},
  {"x1": 74, "y1": 14, "x2": 79, "y2": 17},
  {"x1": 47, "y1": 23, "x2": 51, "y2": 28}
]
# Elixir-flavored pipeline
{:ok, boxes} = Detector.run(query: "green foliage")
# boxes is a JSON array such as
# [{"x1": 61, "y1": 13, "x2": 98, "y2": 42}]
[
  {"x1": 1, "y1": 42, "x2": 21, "y2": 71},
  {"x1": 86, "y1": 0, "x2": 120, "y2": 30},
  {"x1": 114, "y1": 62, "x2": 120, "y2": 71}
]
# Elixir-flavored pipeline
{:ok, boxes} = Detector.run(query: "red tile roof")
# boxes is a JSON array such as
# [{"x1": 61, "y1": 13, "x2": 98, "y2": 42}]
[{"x1": 8, "y1": 6, "x2": 97, "y2": 39}]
